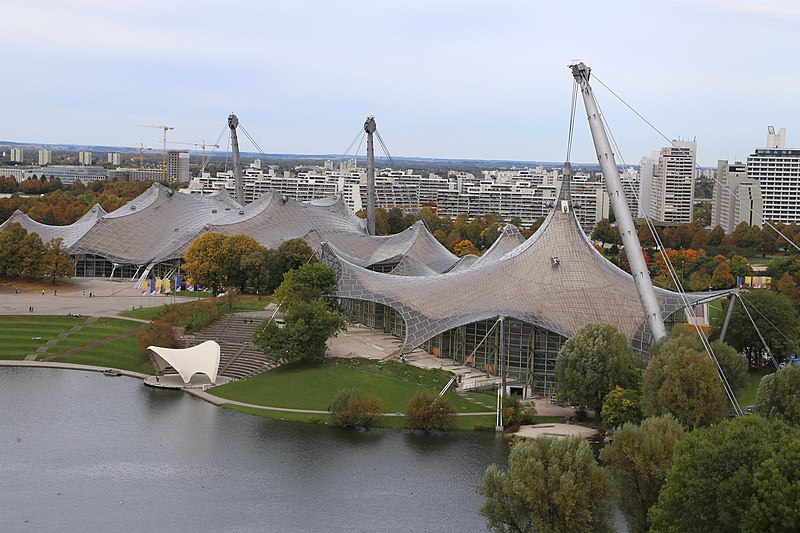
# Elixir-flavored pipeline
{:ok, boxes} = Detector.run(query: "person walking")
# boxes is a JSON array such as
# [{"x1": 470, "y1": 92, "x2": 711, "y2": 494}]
[{"x1": 41, "y1": 290, "x2": 44, "y2": 296}]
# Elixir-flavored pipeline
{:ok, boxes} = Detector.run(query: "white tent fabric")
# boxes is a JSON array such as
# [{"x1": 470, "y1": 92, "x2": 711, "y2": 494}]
[{"x1": 148, "y1": 340, "x2": 220, "y2": 384}]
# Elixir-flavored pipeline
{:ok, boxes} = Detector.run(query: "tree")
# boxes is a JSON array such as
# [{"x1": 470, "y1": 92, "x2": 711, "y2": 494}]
[
  {"x1": 600, "y1": 415, "x2": 685, "y2": 533},
  {"x1": 41, "y1": 238, "x2": 74, "y2": 285},
  {"x1": 642, "y1": 334, "x2": 728, "y2": 429},
  {"x1": 756, "y1": 365, "x2": 800, "y2": 426},
  {"x1": 329, "y1": 388, "x2": 383, "y2": 429},
  {"x1": 742, "y1": 441, "x2": 800, "y2": 532},
  {"x1": 710, "y1": 261, "x2": 736, "y2": 289},
  {"x1": 404, "y1": 390, "x2": 456, "y2": 430},
  {"x1": 241, "y1": 248, "x2": 273, "y2": 298},
  {"x1": 649, "y1": 416, "x2": 798, "y2": 533},
  {"x1": 592, "y1": 218, "x2": 621, "y2": 246},
  {"x1": 600, "y1": 386, "x2": 642, "y2": 430},
  {"x1": 220, "y1": 233, "x2": 262, "y2": 293},
  {"x1": 274, "y1": 263, "x2": 338, "y2": 308},
  {"x1": 252, "y1": 299, "x2": 345, "y2": 364},
  {"x1": 182, "y1": 232, "x2": 227, "y2": 294},
  {"x1": 479, "y1": 436, "x2": 613, "y2": 533},
  {"x1": 555, "y1": 323, "x2": 640, "y2": 418},
  {"x1": 707, "y1": 225, "x2": 725, "y2": 246},
  {"x1": 727, "y1": 289, "x2": 799, "y2": 368},
  {"x1": 452, "y1": 239, "x2": 479, "y2": 257},
  {"x1": 687, "y1": 269, "x2": 711, "y2": 291},
  {"x1": 277, "y1": 238, "x2": 316, "y2": 271}
]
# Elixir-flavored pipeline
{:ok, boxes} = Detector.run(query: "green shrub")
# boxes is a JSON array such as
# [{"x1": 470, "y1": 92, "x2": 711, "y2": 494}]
[
  {"x1": 329, "y1": 388, "x2": 382, "y2": 429},
  {"x1": 405, "y1": 390, "x2": 456, "y2": 430},
  {"x1": 137, "y1": 319, "x2": 178, "y2": 354}
]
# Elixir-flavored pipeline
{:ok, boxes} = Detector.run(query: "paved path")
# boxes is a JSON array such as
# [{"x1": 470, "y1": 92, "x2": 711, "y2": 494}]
[{"x1": 0, "y1": 360, "x2": 149, "y2": 379}]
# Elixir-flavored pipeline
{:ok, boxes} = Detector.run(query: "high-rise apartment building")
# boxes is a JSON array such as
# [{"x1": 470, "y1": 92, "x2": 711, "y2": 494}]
[
  {"x1": 37, "y1": 149, "x2": 52, "y2": 165},
  {"x1": 711, "y1": 160, "x2": 761, "y2": 233},
  {"x1": 644, "y1": 141, "x2": 696, "y2": 223},
  {"x1": 9, "y1": 148, "x2": 23, "y2": 163},
  {"x1": 107, "y1": 152, "x2": 121, "y2": 165},
  {"x1": 746, "y1": 127, "x2": 800, "y2": 224},
  {"x1": 78, "y1": 151, "x2": 92, "y2": 165},
  {"x1": 638, "y1": 151, "x2": 659, "y2": 219},
  {"x1": 166, "y1": 150, "x2": 190, "y2": 182}
]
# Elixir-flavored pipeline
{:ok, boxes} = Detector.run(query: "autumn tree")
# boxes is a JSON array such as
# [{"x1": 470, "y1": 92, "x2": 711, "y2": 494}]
[
  {"x1": 601, "y1": 386, "x2": 642, "y2": 430},
  {"x1": 600, "y1": 415, "x2": 685, "y2": 533},
  {"x1": 404, "y1": 390, "x2": 456, "y2": 431},
  {"x1": 710, "y1": 261, "x2": 736, "y2": 289},
  {"x1": 41, "y1": 238, "x2": 75, "y2": 285},
  {"x1": 479, "y1": 436, "x2": 613, "y2": 533},
  {"x1": 220, "y1": 233, "x2": 262, "y2": 293},
  {"x1": 182, "y1": 232, "x2": 228, "y2": 294},
  {"x1": 555, "y1": 323, "x2": 641, "y2": 419},
  {"x1": 452, "y1": 239, "x2": 479, "y2": 257},
  {"x1": 592, "y1": 218, "x2": 621, "y2": 246}
]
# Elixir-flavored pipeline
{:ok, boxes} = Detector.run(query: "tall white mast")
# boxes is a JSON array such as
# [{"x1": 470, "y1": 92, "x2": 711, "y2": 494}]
[{"x1": 571, "y1": 62, "x2": 667, "y2": 342}]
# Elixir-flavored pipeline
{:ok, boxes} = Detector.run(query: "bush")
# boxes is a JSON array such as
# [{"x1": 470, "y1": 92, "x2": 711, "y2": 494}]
[
  {"x1": 329, "y1": 389, "x2": 382, "y2": 429},
  {"x1": 405, "y1": 390, "x2": 456, "y2": 430},
  {"x1": 137, "y1": 319, "x2": 178, "y2": 355}
]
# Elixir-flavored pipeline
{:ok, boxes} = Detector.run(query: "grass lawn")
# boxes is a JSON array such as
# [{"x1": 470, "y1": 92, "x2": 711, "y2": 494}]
[
  {"x1": 211, "y1": 357, "x2": 495, "y2": 414},
  {"x1": 49, "y1": 334, "x2": 154, "y2": 375},
  {"x1": 737, "y1": 367, "x2": 774, "y2": 407},
  {"x1": 43, "y1": 318, "x2": 143, "y2": 356},
  {"x1": 0, "y1": 316, "x2": 87, "y2": 360}
]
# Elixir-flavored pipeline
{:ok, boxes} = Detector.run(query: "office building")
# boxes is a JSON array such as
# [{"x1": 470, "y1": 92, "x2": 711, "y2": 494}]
[
  {"x1": 167, "y1": 150, "x2": 190, "y2": 182},
  {"x1": 711, "y1": 160, "x2": 762, "y2": 233}
]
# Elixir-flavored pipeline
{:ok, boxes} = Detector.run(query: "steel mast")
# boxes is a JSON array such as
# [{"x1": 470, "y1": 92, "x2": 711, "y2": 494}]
[
  {"x1": 571, "y1": 62, "x2": 667, "y2": 342},
  {"x1": 364, "y1": 116, "x2": 377, "y2": 235},
  {"x1": 228, "y1": 113, "x2": 244, "y2": 205}
]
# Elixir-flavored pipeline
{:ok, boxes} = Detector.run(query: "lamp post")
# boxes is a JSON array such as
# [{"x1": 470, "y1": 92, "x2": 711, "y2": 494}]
[{"x1": 681, "y1": 260, "x2": 685, "y2": 285}]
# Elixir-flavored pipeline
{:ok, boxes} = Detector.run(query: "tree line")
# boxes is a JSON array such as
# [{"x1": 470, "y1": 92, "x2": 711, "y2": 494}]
[
  {"x1": 481, "y1": 319, "x2": 800, "y2": 532},
  {"x1": 0, "y1": 222, "x2": 75, "y2": 284}
]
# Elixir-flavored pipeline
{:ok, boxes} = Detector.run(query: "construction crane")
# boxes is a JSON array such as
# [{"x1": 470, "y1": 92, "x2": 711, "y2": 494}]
[
  {"x1": 137, "y1": 124, "x2": 174, "y2": 181},
  {"x1": 167, "y1": 140, "x2": 220, "y2": 176},
  {"x1": 138, "y1": 143, "x2": 153, "y2": 171}
]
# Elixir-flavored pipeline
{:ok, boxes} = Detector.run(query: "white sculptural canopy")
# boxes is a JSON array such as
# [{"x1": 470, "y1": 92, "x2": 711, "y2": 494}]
[{"x1": 148, "y1": 340, "x2": 220, "y2": 384}]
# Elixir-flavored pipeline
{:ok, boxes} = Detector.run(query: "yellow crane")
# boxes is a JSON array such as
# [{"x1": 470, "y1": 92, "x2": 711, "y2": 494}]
[
  {"x1": 137, "y1": 124, "x2": 174, "y2": 181},
  {"x1": 167, "y1": 140, "x2": 220, "y2": 176},
  {"x1": 138, "y1": 143, "x2": 153, "y2": 171}
]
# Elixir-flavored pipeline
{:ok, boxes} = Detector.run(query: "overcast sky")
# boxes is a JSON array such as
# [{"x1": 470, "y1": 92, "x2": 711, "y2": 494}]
[{"x1": 2, "y1": 0, "x2": 798, "y2": 165}]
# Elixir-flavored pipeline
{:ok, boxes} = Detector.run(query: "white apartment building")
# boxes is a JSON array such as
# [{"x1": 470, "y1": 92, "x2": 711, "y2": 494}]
[
  {"x1": 166, "y1": 150, "x2": 190, "y2": 182},
  {"x1": 38, "y1": 149, "x2": 52, "y2": 165},
  {"x1": 711, "y1": 160, "x2": 761, "y2": 233},
  {"x1": 9, "y1": 148, "x2": 23, "y2": 163},
  {"x1": 645, "y1": 141, "x2": 696, "y2": 223},
  {"x1": 78, "y1": 151, "x2": 92, "y2": 165},
  {"x1": 107, "y1": 152, "x2": 121, "y2": 165},
  {"x1": 746, "y1": 127, "x2": 800, "y2": 224}
]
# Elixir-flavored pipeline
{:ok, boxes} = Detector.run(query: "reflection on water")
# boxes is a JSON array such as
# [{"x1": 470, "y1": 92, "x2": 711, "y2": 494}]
[{"x1": 0, "y1": 367, "x2": 507, "y2": 532}]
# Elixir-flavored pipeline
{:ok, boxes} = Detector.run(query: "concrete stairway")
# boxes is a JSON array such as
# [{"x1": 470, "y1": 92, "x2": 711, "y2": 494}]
[
  {"x1": 402, "y1": 348, "x2": 499, "y2": 392},
  {"x1": 182, "y1": 311, "x2": 276, "y2": 381}
]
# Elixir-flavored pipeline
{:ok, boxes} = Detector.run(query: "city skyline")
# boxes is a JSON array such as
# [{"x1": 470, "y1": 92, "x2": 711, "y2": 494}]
[{"x1": 3, "y1": 0, "x2": 798, "y2": 166}]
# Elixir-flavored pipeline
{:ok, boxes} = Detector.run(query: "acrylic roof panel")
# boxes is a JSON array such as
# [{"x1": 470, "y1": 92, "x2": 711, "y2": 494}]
[
  {"x1": 208, "y1": 193, "x2": 367, "y2": 249},
  {"x1": 322, "y1": 188, "x2": 732, "y2": 352},
  {"x1": 309, "y1": 221, "x2": 458, "y2": 273},
  {"x1": 70, "y1": 184, "x2": 243, "y2": 265},
  {"x1": 0, "y1": 203, "x2": 106, "y2": 248}
]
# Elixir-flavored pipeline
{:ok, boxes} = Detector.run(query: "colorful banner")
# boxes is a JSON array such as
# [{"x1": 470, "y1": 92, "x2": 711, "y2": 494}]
[
  {"x1": 175, "y1": 275, "x2": 182, "y2": 292},
  {"x1": 164, "y1": 278, "x2": 171, "y2": 293},
  {"x1": 155, "y1": 278, "x2": 162, "y2": 294},
  {"x1": 149, "y1": 278, "x2": 156, "y2": 295}
]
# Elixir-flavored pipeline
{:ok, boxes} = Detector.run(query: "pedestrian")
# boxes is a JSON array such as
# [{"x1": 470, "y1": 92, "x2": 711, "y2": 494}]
[
  {"x1": 82, "y1": 290, "x2": 85, "y2": 296},
  {"x1": 29, "y1": 305, "x2": 32, "y2": 312},
  {"x1": 15, "y1": 288, "x2": 18, "y2": 294},
  {"x1": 54, "y1": 289, "x2": 57, "y2": 296},
  {"x1": 41, "y1": 290, "x2": 45, "y2": 296}
]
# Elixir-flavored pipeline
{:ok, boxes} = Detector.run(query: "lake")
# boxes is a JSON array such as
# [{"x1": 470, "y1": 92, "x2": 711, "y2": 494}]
[{"x1": 0, "y1": 367, "x2": 508, "y2": 532}]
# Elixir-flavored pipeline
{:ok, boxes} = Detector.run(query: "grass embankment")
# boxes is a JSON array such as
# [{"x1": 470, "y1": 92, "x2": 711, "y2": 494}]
[
  {"x1": 212, "y1": 357, "x2": 502, "y2": 430},
  {"x1": 736, "y1": 367, "x2": 774, "y2": 407},
  {"x1": 0, "y1": 316, "x2": 86, "y2": 360},
  {"x1": 120, "y1": 296, "x2": 269, "y2": 323},
  {"x1": 0, "y1": 315, "x2": 153, "y2": 373}
]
